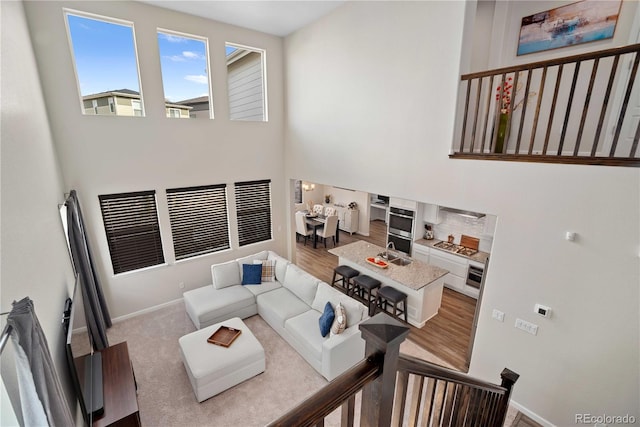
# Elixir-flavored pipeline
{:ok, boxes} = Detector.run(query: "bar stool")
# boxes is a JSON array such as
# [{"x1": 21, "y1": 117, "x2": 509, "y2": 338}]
[
  {"x1": 351, "y1": 275, "x2": 381, "y2": 316},
  {"x1": 374, "y1": 286, "x2": 408, "y2": 322},
  {"x1": 331, "y1": 265, "x2": 359, "y2": 295}
]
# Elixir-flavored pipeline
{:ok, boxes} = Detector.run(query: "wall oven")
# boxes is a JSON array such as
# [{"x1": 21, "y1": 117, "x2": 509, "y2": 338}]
[
  {"x1": 387, "y1": 207, "x2": 415, "y2": 255},
  {"x1": 467, "y1": 263, "x2": 484, "y2": 289}
]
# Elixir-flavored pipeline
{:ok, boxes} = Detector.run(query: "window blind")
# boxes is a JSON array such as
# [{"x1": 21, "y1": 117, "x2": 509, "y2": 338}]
[
  {"x1": 235, "y1": 179, "x2": 272, "y2": 246},
  {"x1": 166, "y1": 184, "x2": 229, "y2": 260},
  {"x1": 98, "y1": 191, "x2": 165, "y2": 274}
]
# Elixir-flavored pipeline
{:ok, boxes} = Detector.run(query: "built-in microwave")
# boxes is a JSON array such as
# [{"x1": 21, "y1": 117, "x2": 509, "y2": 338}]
[
  {"x1": 387, "y1": 207, "x2": 415, "y2": 255},
  {"x1": 388, "y1": 207, "x2": 414, "y2": 238}
]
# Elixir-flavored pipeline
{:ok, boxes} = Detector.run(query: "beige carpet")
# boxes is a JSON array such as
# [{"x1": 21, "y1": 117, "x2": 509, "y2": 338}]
[{"x1": 106, "y1": 301, "x2": 522, "y2": 426}]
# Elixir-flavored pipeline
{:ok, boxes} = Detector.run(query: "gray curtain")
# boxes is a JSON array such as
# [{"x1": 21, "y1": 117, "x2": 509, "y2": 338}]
[
  {"x1": 7, "y1": 297, "x2": 75, "y2": 426},
  {"x1": 65, "y1": 190, "x2": 111, "y2": 350}
]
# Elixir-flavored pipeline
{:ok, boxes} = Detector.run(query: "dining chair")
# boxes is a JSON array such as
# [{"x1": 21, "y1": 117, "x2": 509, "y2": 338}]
[
  {"x1": 313, "y1": 204, "x2": 325, "y2": 216},
  {"x1": 317, "y1": 215, "x2": 338, "y2": 248},
  {"x1": 324, "y1": 206, "x2": 336, "y2": 216},
  {"x1": 295, "y1": 212, "x2": 314, "y2": 245}
]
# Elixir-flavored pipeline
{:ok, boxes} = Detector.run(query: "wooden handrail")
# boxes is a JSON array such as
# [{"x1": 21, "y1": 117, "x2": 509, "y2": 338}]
[
  {"x1": 452, "y1": 43, "x2": 640, "y2": 166},
  {"x1": 461, "y1": 43, "x2": 640, "y2": 81},
  {"x1": 266, "y1": 355, "x2": 381, "y2": 427},
  {"x1": 398, "y1": 354, "x2": 509, "y2": 394}
]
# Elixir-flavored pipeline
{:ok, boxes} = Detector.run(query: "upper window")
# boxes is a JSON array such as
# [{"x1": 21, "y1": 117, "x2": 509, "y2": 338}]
[
  {"x1": 98, "y1": 191, "x2": 165, "y2": 274},
  {"x1": 65, "y1": 11, "x2": 144, "y2": 117},
  {"x1": 235, "y1": 180, "x2": 272, "y2": 246},
  {"x1": 226, "y1": 43, "x2": 267, "y2": 121},
  {"x1": 166, "y1": 185, "x2": 230, "y2": 260},
  {"x1": 157, "y1": 30, "x2": 212, "y2": 119}
]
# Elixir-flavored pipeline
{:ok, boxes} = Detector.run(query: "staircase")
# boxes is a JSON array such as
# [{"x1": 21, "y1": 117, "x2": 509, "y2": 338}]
[{"x1": 267, "y1": 314, "x2": 518, "y2": 427}]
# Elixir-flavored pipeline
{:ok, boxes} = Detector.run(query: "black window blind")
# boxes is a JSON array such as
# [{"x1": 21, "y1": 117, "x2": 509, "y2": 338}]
[
  {"x1": 166, "y1": 184, "x2": 230, "y2": 260},
  {"x1": 235, "y1": 179, "x2": 272, "y2": 246},
  {"x1": 98, "y1": 191, "x2": 165, "y2": 274}
]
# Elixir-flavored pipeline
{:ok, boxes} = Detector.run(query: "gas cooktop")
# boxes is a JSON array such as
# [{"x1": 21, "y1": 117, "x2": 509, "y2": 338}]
[{"x1": 433, "y1": 241, "x2": 478, "y2": 256}]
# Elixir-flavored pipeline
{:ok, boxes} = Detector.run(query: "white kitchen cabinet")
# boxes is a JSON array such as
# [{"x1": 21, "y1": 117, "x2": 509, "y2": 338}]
[
  {"x1": 413, "y1": 243, "x2": 479, "y2": 299},
  {"x1": 429, "y1": 251, "x2": 468, "y2": 294},
  {"x1": 335, "y1": 207, "x2": 359, "y2": 234},
  {"x1": 411, "y1": 244, "x2": 430, "y2": 264},
  {"x1": 389, "y1": 197, "x2": 417, "y2": 210},
  {"x1": 422, "y1": 203, "x2": 441, "y2": 224}
]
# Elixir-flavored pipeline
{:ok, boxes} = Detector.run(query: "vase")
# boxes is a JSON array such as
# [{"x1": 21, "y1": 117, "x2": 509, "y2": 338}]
[{"x1": 495, "y1": 112, "x2": 508, "y2": 153}]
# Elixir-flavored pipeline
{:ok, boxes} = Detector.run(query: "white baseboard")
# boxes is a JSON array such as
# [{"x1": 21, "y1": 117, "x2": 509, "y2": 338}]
[
  {"x1": 511, "y1": 399, "x2": 556, "y2": 427},
  {"x1": 111, "y1": 298, "x2": 183, "y2": 324}
]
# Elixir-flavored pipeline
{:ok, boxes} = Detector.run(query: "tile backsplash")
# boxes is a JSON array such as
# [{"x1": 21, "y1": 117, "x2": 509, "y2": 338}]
[{"x1": 433, "y1": 211, "x2": 493, "y2": 252}]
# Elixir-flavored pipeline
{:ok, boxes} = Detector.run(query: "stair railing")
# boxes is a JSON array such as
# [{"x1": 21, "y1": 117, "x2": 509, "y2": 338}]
[
  {"x1": 266, "y1": 314, "x2": 518, "y2": 427},
  {"x1": 451, "y1": 43, "x2": 640, "y2": 167}
]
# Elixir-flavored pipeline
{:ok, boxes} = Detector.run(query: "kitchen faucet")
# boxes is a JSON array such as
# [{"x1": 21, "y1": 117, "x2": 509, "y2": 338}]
[{"x1": 382, "y1": 241, "x2": 396, "y2": 258}]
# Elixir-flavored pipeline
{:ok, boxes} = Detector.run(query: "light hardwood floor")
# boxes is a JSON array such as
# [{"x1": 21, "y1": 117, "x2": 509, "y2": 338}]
[{"x1": 294, "y1": 219, "x2": 477, "y2": 372}]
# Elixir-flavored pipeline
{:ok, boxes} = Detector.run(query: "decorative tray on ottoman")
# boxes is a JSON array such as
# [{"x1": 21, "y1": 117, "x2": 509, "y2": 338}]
[
  {"x1": 207, "y1": 325, "x2": 242, "y2": 347},
  {"x1": 366, "y1": 257, "x2": 389, "y2": 269}
]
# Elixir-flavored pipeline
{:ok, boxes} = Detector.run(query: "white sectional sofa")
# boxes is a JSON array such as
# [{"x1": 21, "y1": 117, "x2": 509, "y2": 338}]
[{"x1": 183, "y1": 250, "x2": 368, "y2": 381}]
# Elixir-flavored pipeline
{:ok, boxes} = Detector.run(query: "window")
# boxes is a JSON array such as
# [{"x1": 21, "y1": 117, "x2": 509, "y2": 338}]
[
  {"x1": 98, "y1": 191, "x2": 164, "y2": 274},
  {"x1": 235, "y1": 180, "x2": 272, "y2": 246},
  {"x1": 132, "y1": 100, "x2": 143, "y2": 116},
  {"x1": 166, "y1": 185, "x2": 229, "y2": 260},
  {"x1": 65, "y1": 11, "x2": 144, "y2": 116},
  {"x1": 226, "y1": 43, "x2": 267, "y2": 121},
  {"x1": 168, "y1": 108, "x2": 181, "y2": 118},
  {"x1": 157, "y1": 30, "x2": 211, "y2": 119}
]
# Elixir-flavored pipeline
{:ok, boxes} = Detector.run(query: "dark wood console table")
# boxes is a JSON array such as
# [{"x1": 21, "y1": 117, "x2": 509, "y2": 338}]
[{"x1": 93, "y1": 341, "x2": 140, "y2": 427}]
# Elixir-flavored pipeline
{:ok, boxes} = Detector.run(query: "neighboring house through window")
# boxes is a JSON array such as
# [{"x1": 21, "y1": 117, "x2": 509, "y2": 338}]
[
  {"x1": 158, "y1": 29, "x2": 212, "y2": 119},
  {"x1": 226, "y1": 43, "x2": 267, "y2": 121},
  {"x1": 65, "y1": 10, "x2": 145, "y2": 116}
]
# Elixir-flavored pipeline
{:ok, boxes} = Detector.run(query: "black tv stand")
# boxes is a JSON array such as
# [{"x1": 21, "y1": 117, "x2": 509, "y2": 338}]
[{"x1": 82, "y1": 352, "x2": 104, "y2": 418}]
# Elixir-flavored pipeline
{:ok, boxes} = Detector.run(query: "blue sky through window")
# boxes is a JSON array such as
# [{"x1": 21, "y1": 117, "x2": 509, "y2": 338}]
[
  {"x1": 158, "y1": 32, "x2": 210, "y2": 102},
  {"x1": 66, "y1": 13, "x2": 140, "y2": 97}
]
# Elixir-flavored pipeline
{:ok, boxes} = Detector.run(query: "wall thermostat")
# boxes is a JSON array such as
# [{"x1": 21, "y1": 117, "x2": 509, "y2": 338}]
[{"x1": 535, "y1": 304, "x2": 551, "y2": 318}]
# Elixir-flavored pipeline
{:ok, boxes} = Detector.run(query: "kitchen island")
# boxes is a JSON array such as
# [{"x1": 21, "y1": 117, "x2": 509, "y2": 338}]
[{"x1": 329, "y1": 241, "x2": 448, "y2": 328}]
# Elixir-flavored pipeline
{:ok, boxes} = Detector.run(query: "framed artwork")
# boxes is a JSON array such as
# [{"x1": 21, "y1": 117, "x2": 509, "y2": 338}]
[{"x1": 517, "y1": 0, "x2": 622, "y2": 56}]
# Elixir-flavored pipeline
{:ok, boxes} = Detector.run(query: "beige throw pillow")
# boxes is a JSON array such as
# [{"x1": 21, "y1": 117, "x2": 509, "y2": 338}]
[
  {"x1": 331, "y1": 303, "x2": 347, "y2": 335},
  {"x1": 254, "y1": 259, "x2": 275, "y2": 282}
]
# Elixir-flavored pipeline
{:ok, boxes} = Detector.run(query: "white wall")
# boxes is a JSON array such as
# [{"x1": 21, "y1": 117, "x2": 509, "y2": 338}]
[
  {"x1": 1, "y1": 0, "x2": 77, "y2": 421},
  {"x1": 23, "y1": 1, "x2": 286, "y2": 319},
  {"x1": 284, "y1": 1, "x2": 639, "y2": 425}
]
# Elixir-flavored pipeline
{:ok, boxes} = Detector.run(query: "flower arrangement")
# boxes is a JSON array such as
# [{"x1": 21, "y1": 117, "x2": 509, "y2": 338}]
[
  {"x1": 495, "y1": 77, "x2": 513, "y2": 114},
  {"x1": 324, "y1": 194, "x2": 331, "y2": 203}
]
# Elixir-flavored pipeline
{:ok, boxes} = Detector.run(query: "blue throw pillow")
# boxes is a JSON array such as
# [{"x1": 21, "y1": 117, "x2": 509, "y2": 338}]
[
  {"x1": 242, "y1": 264, "x2": 262, "y2": 285},
  {"x1": 318, "y1": 302, "x2": 335, "y2": 337}
]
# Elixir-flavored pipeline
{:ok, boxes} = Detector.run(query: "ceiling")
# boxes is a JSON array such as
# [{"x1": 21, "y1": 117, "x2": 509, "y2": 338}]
[{"x1": 140, "y1": 1, "x2": 345, "y2": 37}]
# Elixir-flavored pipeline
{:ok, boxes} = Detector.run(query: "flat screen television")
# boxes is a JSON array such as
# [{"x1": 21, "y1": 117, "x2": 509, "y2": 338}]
[{"x1": 62, "y1": 276, "x2": 104, "y2": 424}]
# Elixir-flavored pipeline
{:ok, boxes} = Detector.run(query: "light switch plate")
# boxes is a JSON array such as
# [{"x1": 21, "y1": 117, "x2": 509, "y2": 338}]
[
  {"x1": 492, "y1": 309, "x2": 505, "y2": 322},
  {"x1": 515, "y1": 318, "x2": 538, "y2": 335}
]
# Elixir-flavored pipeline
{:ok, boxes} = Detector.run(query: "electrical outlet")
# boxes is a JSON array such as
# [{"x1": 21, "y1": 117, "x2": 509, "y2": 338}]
[
  {"x1": 492, "y1": 309, "x2": 505, "y2": 322},
  {"x1": 515, "y1": 318, "x2": 538, "y2": 335},
  {"x1": 179, "y1": 282, "x2": 185, "y2": 289}
]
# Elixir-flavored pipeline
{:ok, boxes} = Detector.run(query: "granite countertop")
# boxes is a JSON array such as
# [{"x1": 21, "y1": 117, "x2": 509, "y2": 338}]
[
  {"x1": 414, "y1": 238, "x2": 490, "y2": 265},
  {"x1": 329, "y1": 241, "x2": 448, "y2": 291}
]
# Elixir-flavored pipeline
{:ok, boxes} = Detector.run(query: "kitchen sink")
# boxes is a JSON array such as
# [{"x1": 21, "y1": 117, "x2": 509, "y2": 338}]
[
  {"x1": 377, "y1": 251, "x2": 398, "y2": 261},
  {"x1": 391, "y1": 257, "x2": 412, "y2": 266},
  {"x1": 377, "y1": 252, "x2": 412, "y2": 266}
]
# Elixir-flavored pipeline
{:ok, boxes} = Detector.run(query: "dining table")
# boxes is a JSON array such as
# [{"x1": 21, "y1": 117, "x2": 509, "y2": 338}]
[{"x1": 304, "y1": 214, "x2": 340, "y2": 248}]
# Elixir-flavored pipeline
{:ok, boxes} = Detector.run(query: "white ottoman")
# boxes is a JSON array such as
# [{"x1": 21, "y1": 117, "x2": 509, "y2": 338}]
[{"x1": 179, "y1": 317, "x2": 265, "y2": 402}]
